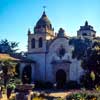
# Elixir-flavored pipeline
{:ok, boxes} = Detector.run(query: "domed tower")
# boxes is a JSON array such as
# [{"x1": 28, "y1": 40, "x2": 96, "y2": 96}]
[
  {"x1": 77, "y1": 21, "x2": 96, "y2": 38},
  {"x1": 28, "y1": 11, "x2": 54, "y2": 53},
  {"x1": 34, "y1": 11, "x2": 54, "y2": 35}
]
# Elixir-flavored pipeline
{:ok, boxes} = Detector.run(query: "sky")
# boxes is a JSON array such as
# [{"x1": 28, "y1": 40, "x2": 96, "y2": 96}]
[{"x1": 0, "y1": 0, "x2": 100, "y2": 52}]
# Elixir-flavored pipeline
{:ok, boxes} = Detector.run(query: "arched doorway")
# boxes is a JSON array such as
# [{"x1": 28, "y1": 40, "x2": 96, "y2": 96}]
[
  {"x1": 56, "y1": 69, "x2": 66, "y2": 88},
  {"x1": 22, "y1": 65, "x2": 32, "y2": 84}
]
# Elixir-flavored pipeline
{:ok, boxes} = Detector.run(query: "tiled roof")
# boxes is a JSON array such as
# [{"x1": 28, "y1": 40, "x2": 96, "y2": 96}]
[{"x1": 0, "y1": 53, "x2": 20, "y2": 61}]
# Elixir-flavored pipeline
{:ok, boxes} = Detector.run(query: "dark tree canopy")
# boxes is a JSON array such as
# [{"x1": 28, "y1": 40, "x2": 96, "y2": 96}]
[
  {"x1": 69, "y1": 37, "x2": 100, "y2": 88},
  {"x1": 0, "y1": 39, "x2": 19, "y2": 54},
  {"x1": 69, "y1": 37, "x2": 92, "y2": 59},
  {"x1": 81, "y1": 39, "x2": 100, "y2": 88}
]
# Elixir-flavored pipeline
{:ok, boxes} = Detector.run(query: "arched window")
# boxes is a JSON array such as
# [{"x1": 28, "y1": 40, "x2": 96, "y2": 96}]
[
  {"x1": 31, "y1": 38, "x2": 35, "y2": 48},
  {"x1": 39, "y1": 37, "x2": 43, "y2": 48}
]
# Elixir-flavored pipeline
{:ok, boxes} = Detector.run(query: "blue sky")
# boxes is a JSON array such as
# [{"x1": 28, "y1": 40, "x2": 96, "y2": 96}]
[{"x1": 0, "y1": 0, "x2": 100, "y2": 51}]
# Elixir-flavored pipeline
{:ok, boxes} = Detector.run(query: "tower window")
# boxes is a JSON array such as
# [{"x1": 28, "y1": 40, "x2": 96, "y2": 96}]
[
  {"x1": 39, "y1": 37, "x2": 43, "y2": 48},
  {"x1": 83, "y1": 33, "x2": 87, "y2": 36},
  {"x1": 31, "y1": 38, "x2": 35, "y2": 48}
]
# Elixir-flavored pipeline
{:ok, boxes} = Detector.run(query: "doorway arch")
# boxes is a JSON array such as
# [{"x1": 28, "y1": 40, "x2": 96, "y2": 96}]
[
  {"x1": 22, "y1": 65, "x2": 32, "y2": 84},
  {"x1": 56, "y1": 69, "x2": 66, "y2": 88}
]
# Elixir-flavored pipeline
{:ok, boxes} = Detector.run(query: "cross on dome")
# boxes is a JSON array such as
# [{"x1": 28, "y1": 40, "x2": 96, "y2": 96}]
[{"x1": 43, "y1": 6, "x2": 46, "y2": 12}]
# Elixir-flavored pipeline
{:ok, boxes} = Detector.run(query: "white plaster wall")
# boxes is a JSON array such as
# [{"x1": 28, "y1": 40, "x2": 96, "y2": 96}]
[
  {"x1": 46, "y1": 52, "x2": 54, "y2": 82},
  {"x1": 27, "y1": 53, "x2": 46, "y2": 81},
  {"x1": 20, "y1": 63, "x2": 26, "y2": 79},
  {"x1": 31, "y1": 63, "x2": 35, "y2": 81},
  {"x1": 46, "y1": 37, "x2": 73, "y2": 82},
  {"x1": 49, "y1": 38, "x2": 70, "y2": 53},
  {"x1": 70, "y1": 58, "x2": 84, "y2": 82}
]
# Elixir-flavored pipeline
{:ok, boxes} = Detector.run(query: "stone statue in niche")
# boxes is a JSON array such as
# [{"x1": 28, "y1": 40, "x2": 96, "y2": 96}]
[
  {"x1": 56, "y1": 45, "x2": 66, "y2": 59},
  {"x1": 59, "y1": 47, "x2": 65, "y2": 59}
]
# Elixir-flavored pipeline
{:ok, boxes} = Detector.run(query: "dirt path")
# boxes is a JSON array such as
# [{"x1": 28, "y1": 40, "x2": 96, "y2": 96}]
[
  {"x1": 1, "y1": 93, "x2": 15, "y2": 100},
  {"x1": 1, "y1": 94, "x2": 7, "y2": 100},
  {"x1": 48, "y1": 91, "x2": 71, "y2": 98},
  {"x1": 1, "y1": 91, "x2": 72, "y2": 100}
]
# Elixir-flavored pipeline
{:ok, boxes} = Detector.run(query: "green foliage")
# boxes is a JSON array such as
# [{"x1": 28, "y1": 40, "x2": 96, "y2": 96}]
[
  {"x1": 67, "y1": 93, "x2": 87, "y2": 100},
  {"x1": 0, "y1": 60, "x2": 18, "y2": 86},
  {"x1": 14, "y1": 78, "x2": 22, "y2": 85},
  {"x1": 90, "y1": 71, "x2": 95, "y2": 81},
  {"x1": 66, "y1": 91, "x2": 100, "y2": 100},
  {"x1": 69, "y1": 37, "x2": 92, "y2": 59},
  {"x1": 7, "y1": 83, "x2": 16, "y2": 90},
  {"x1": 81, "y1": 39, "x2": 100, "y2": 88},
  {"x1": 7, "y1": 78, "x2": 22, "y2": 86},
  {"x1": 0, "y1": 39, "x2": 19, "y2": 54},
  {"x1": 95, "y1": 85, "x2": 100, "y2": 92},
  {"x1": 66, "y1": 81, "x2": 80, "y2": 89},
  {"x1": 6, "y1": 78, "x2": 22, "y2": 92}
]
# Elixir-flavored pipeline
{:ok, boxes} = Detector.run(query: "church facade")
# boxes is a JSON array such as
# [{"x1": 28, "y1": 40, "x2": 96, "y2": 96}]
[{"x1": 20, "y1": 11, "x2": 96, "y2": 84}]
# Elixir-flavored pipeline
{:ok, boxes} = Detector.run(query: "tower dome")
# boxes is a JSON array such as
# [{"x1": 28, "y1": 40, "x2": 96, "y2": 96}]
[{"x1": 34, "y1": 11, "x2": 53, "y2": 34}]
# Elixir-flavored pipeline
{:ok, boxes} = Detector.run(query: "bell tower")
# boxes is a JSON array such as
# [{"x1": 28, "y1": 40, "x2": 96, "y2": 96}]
[
  {"x1": 28, "y1": 10, "x2": 55, "y2": 53},
  {"x1": 77, "y1": 21, "x2": 96, "y2": 38}
]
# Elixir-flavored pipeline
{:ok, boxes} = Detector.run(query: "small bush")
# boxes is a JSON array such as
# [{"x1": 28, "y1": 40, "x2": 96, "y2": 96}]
[
  {"x1": 66, "y1": 81, "x2": 80, "y2": 89},
  {"x1": 95, "y1": 85, "x2": 100, "y2": 91},
  {"x1": 66, "y1": 90, "x2": 100, "y2": 100},
  {"x1": 34, "y1": 81, "x2": 53, "y2": 89},
  {"x1": 45, "y1": 82, "x2": 53, "y2": 89},
  {"x1": 34, "y1": 80, "x2": 45, "y2": 89}
]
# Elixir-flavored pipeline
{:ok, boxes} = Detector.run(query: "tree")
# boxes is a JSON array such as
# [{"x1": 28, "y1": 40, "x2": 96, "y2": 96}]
[
  {"x1": 1, "y1": 60, "x2": 17, "y2": 86},
  {"x1": 69, "y1": 37, "x2": 92, "y2": 59},
  {"x1": 0, "y1": 39, "x2": 19, "y2": 54},
  {"x1": 81, "y1": 40, "x2": 100, "y2": 88}
]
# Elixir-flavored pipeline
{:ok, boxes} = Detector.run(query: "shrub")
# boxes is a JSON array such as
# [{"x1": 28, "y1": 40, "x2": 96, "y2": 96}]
[
  {"x1": 66, "y1": 93, "x2": 87, "y2": 100},
  {"x1": 7, "y1": 83, "x2": 16, "y2": 90},
  {"x1": 34, "y1": 80, "x2": 45, "y2": 89},
  {"x1": 66, "y1": 81, "x2": 80, "y2": 89},
  {"x1": 95, "y1": 85, "x2": 100, "y2": 92},
  {"x1": 34, "y1": 81, "x2": 53, "y2": 89},
  {"x1": 45, "y1": 82, "x2": 53, "y2": 89},
  {"x1": 66, "y1": 90, "x2": 100, "y2": 100}
]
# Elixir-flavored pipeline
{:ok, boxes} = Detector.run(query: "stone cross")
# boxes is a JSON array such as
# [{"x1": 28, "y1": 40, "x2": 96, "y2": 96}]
[{"x1": 43, "y1": 6, "x2": 46, "y2": 11}]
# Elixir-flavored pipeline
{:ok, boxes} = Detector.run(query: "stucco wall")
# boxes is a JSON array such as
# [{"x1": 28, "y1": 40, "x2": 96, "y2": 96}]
[{"x1": 27, "y1": 53, "x2": 46, "y2": 81}]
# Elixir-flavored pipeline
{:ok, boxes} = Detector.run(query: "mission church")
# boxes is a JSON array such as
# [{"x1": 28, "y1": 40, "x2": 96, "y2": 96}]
[{"x1": 20, "y1": 11, "x2": 96, "y2": 85}]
